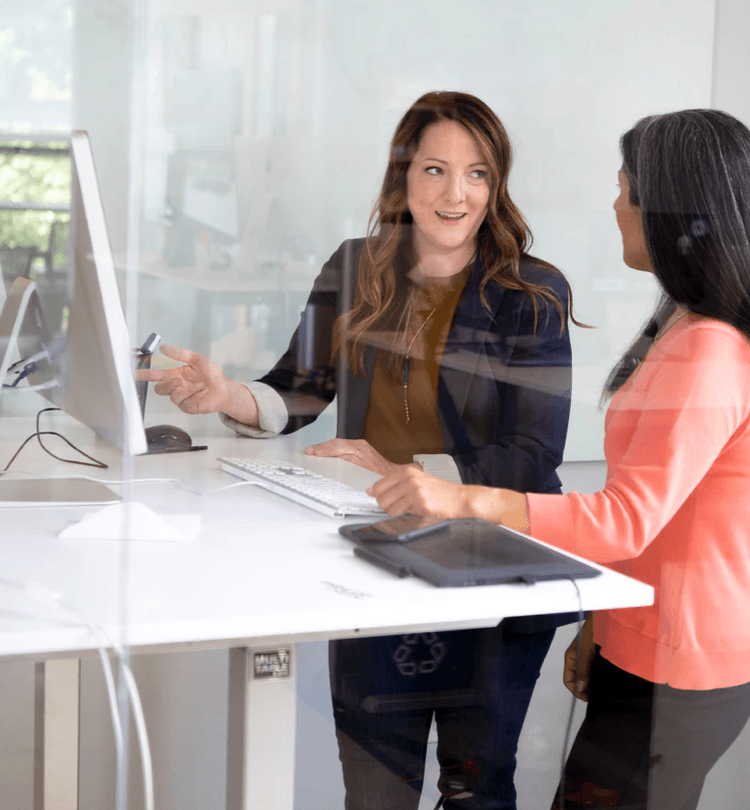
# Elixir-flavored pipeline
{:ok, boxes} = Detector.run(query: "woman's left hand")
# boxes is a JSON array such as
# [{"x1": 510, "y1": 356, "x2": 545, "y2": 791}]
[{"x1": 305, "y1": 438, "x2": 417, "y2": 477}]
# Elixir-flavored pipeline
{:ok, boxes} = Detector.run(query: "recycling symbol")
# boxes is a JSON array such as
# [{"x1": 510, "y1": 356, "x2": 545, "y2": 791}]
[{"x1": 393, "y1": 633, "x2": 446, "y2": 676}]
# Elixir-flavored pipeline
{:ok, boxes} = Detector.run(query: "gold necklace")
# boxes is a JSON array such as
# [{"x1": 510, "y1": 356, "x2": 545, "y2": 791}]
[
  {"x1": 402, "y1": 259, "x2": 473, "y2": 424},
  {"x1": 403, "y1": 299, "x2": 441, "y2": 425}
]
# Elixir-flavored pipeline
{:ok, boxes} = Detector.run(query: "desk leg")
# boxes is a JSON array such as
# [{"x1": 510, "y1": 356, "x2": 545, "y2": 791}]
[
  {"x1": 227, "y1": 645, "x2": 297, "y2": 810},
  {"x1": 34, "y1": 659, "x2": 81, "y2": 810}
]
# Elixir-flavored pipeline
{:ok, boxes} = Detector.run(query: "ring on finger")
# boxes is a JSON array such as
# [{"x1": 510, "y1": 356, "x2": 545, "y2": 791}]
[{"x1": 355, "y1": 448, "x2": 361, "y2": 460}]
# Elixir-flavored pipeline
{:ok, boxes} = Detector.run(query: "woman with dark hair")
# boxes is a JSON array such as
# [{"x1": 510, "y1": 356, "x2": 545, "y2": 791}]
[
  {"x1": 371, "y1": 108, "x2": 750, "y2": 810},
  {"x1": 142, "y1": 90, "x2": 579, "y2": 808}
]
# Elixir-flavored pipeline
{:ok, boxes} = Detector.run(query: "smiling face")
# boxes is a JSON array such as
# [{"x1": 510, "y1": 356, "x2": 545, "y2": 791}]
[
  {"x1": 614, "y1": 170, "x2": 653, "y2": 272},
  {"x1": 406, "y1": 120, "x2": 491, "y2": 275}
]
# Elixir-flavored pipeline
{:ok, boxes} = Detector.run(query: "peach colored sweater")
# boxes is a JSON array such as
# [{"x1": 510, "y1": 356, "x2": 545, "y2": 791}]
[{"x1": 528, "y1": 317, "x2": 750, "y2": 690}]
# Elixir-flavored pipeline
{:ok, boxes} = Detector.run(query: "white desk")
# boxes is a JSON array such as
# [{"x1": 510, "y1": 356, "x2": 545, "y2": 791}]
[{"x1": 0, "y1": 412, "x2": 653, "y2": 810}]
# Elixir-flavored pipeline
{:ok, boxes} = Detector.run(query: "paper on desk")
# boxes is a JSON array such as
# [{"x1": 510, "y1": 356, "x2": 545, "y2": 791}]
[{"x1": 59, "y1": 502, "x2": 200, "y2": 542}]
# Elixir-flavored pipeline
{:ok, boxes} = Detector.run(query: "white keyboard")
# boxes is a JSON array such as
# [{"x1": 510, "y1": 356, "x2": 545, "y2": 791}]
[{"x1": 217, "y1": 456, "x2": 387, "y2": 518}]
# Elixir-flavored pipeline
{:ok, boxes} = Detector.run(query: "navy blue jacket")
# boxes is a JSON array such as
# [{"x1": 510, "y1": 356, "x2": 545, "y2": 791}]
[{"x1": 260, "y1": 238, "x2": 571, "y2": 496}]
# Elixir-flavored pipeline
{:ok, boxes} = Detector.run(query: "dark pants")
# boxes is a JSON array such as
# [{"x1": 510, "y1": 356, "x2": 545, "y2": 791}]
[
  {"x1": 552, "y1": 648, "x2": 750, "y2": 810},
  {"x1": 330, "y1": 623, "x2": 556, "y2": 810}
]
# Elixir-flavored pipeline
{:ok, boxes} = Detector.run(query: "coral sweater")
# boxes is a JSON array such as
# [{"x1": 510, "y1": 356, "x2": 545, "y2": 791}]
[{"x1": 527, "y1": 316, "x2": 750, "y2": 690}]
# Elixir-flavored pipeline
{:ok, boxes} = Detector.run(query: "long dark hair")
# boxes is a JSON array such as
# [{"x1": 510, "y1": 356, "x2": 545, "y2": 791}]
[
  {"x1": 604, "y1": 109, "x2": 750, "y2": 399},
  {"x1": 333, "y1": 90, "x2": 582, "y2": 375}
]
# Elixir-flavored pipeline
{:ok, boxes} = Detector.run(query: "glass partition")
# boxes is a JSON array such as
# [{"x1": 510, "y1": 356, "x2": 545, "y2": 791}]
[{"x1": 2, "y1": 0, "x2": 750, "y2": 808}]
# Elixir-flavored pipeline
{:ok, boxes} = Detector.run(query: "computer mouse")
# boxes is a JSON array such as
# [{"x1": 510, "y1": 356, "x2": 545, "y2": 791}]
[{"x1": 144, "y1": 424, "x2": 193, "y2": 453}]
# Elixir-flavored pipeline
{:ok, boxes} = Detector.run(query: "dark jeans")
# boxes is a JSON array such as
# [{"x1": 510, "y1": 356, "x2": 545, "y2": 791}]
[
  {"x1": 552, "y1": 648, "x2": 750, "y2": 810},
  {"x1": 330, "y1": 623, "x2": 556, "y2": 810}
]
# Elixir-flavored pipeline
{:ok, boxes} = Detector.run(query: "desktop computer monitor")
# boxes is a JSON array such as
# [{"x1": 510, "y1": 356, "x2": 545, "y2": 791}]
[
  {"x1": 0, "y1": 131, "x2": 148, "y2": 455},
  {"x1": 44, "y1": 131, "x2": 148, "y2": 454}
]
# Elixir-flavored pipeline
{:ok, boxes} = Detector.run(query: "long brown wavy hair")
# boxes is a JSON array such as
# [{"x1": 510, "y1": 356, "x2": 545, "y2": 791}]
[{"x1": 334, "y1": 90, "x2": 582, "y2": 375}]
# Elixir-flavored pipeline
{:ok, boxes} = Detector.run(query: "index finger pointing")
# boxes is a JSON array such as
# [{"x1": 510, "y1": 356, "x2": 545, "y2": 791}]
[
  {"x1": 159, "y1": 344, "x2": 198, "y2": 365},
  {"x1": 134, "y1": 366, "x2": 181, "y2": 382},
  {"x1": 135, "y1": 367, "x2": 165, "y2": 382}
]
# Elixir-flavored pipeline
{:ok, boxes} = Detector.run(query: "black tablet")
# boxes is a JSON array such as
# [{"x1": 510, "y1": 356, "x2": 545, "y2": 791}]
[{"x1": 339, "y1": 517, "x2": 601, "y2": 587}]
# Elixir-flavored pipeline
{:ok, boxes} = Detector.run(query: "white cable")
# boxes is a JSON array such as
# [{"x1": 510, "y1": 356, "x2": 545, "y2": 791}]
[
  {"x1": 58, "y1": 599, "x2": 153, "y2": 810},
  {"x1": 120, "y1": 661, "x2": 153, "y2": 810},
  {"x1": 198, "y1": 480, "x2": 266, "y2": 495},
  {"x1": 61, "y1": 607, "x2": 126, "y2": 793},
  {"x1": 2, "y1": 582, "x2": 126, "y2": 793},
  {"x1": 77, "y1": 475, "x2": 204, "y2": 494},
  {"x1": 91, "y1": 476, "x2": 264, "y2": 496},
  {"x1": 0, "y1": 578, "x2": 154, "y2": 810},
  {"x1": 0, "y1": 599, "x2": 123, "y2": 772}
]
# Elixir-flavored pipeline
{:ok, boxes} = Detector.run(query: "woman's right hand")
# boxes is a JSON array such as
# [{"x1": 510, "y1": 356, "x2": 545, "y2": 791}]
[
  {"x1": 135, "y1": 344, "x2": 259, "y2": 424},
  {"x1": 563, "y1": 613, "x2": 596, "y2": 702}
]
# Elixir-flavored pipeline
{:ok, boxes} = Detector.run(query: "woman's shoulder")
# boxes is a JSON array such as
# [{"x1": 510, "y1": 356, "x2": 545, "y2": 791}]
[
  {"x1": 518, "y1": 256, "x2": 567, "y2": 290},
  {"x1": 342, "y1": 236, "x2": 369, "y2": 251},
  {"x1": 484, "y1": 256, "x2": 569, "y2": 307},
  {"x1": 665, "y1": 315, "x2": 750, "y2": 361},
  {"x1": 326, "y1": 237, "x2": 369, "y2": 263},
  {"x1": 642, "y1": 316, "x2": 750, "y2": 408},
  {"x1": 316, "y1": 238, "x2": 370, "y2": 282}
]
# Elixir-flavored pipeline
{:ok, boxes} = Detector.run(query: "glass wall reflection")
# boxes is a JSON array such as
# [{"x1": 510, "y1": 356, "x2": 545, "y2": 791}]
[{"x1": 2, "y1": 0, "x2": 750, "y2": 809}]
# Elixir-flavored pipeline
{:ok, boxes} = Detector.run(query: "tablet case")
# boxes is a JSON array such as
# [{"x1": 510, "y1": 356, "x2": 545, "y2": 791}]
[{"x1": 339, "y1": 517, "x2": 601, "y2": 587}]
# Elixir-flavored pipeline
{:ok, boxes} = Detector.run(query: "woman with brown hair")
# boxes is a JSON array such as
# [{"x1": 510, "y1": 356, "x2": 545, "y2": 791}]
[{"x1": 143, "y1": 91, "x2": 579, "y2": 809}]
